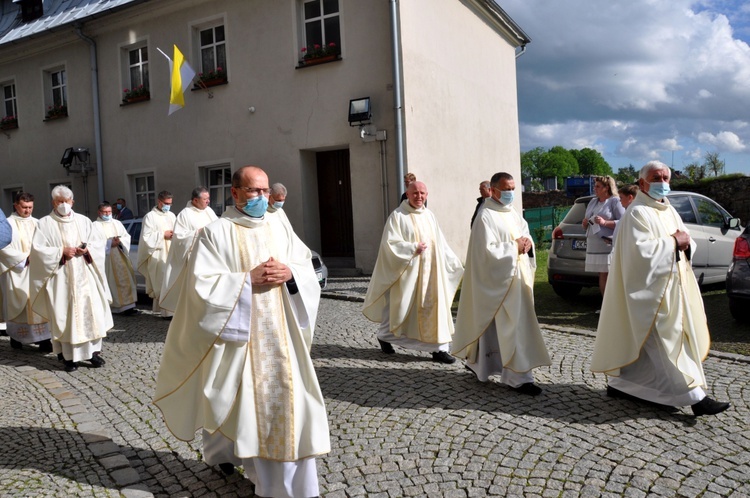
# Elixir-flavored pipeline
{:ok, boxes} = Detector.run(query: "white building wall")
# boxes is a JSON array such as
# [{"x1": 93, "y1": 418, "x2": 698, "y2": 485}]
[{"x1": 398, "y1": 0, "x2": 524, "y2": 261}]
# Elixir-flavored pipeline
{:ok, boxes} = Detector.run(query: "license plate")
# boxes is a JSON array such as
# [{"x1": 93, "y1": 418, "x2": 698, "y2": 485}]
[
  {"x1": 316, "y1": 271, "x2": 323, "y2": 280},
  {"x1": 572, "y1": 239, "x2": 587, "y2": 250}
]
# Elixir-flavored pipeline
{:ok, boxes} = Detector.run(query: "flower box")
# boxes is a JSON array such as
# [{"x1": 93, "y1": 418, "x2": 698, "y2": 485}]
[
  {"x1": 0, "y1": 117, "x2": 18, "y2": 130},
  {"x1": 45, "y1": 104, "x2": 68, "y2": 121},
  {"x1": 299, "y1": 42, "x2": 340, "y2": 68},
  {"x1": 300, "y1": 55, "x2": 338, "y2": 67},
  {"x1": 124, "y1": 94, "x2": 150, "y2": 104}
]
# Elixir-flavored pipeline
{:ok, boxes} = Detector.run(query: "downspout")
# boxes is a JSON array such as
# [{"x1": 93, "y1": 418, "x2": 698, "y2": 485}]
[
  {"x1": 74, "y1": 24, "x2": 105, "y2": 204},
  {"x1": 515, "y1": 43, "x2": 527, "y2": 59},
  {"x1": 389, "y1": 0, "x2": 406, "y2": 201}
]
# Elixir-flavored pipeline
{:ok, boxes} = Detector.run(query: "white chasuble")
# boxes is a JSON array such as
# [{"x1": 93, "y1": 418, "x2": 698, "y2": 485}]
[
  {"x1": 136, "y1": 207, "x2": 176, "y2": 300},
  {"x1": 452, "y1": 200, "x2": 551, "y2": 373},
  {"x1": 363, "y1": 201, "x2": 463, "y2": 345},
  {"x1": 30, "y1": 212, "x2": 113, "y2": 346},
  {"x1": 94, "y1": 218, "x2": 136, "y2": 311},
  {"x1": 590, "y1": 191, "x2": 709, "y2": 388},
  {"x1": 160, "y1": 203, "x2": 218, "y2": 312},
  {"x1": 154, "y1": 208, "x2": 329, "y2": 462},
  {"x1": 0, "y1": 214, "x2": 50, "y2": 342}
]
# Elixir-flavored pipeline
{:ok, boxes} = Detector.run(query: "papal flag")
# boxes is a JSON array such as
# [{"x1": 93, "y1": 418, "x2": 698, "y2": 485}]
[{"x1": 157, "y1": 45, "x2": 196, "y2": 115}]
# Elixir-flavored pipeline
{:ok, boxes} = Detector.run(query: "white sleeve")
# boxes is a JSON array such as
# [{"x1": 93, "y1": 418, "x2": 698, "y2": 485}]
[{"x1": 219, "y1": 273, "x2": 252, "y2": 342}]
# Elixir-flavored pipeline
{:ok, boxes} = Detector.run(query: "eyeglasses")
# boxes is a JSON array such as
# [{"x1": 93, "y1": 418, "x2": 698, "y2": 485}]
[{"x1": 236, "y1": 186, "x2": 271, "y2": 196}]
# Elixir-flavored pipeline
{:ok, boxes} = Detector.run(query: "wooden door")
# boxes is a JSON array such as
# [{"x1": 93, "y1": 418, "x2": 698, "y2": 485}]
[{"x1": 316, "y1": 149, "x2": 354, "y2": 257}]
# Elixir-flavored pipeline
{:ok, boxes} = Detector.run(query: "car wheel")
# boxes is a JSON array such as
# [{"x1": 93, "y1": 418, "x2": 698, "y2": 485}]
[
  {"x1": 729, "y1": 297, "x2": 750, "y2": 323},
  {"x1": 551, "y1": 282, "x2": 582, "y2": 299}
]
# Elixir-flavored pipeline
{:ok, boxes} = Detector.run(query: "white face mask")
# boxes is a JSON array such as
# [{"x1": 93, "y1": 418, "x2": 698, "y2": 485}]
[{"x1": 56, "y1": 202, "x2": 72, "y2": 216}]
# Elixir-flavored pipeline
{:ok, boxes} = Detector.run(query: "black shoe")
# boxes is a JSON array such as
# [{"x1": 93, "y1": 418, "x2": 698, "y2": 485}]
[
  {"x1": 120, "y1": 307, "x2": 138, "y2": 316},
  {"x1": 10, "y1": 338, "x2": 22, "y2": 350},
  {"x1": 37, "y1": 339, "x2": 53, "y2": 353},
  {"x1": 511, "y1": 382, "x2": 542, "y2": 396},
  {"x1": 57, "y1": 353, "x2": 64, "y2": 362},
  {"x1": 431, "y1": 351, "x2": 456, "y2": 364},
  {"x1": 64, "y1": 360, "x2": 78, "y2": 372},
  {"x1": 89, "y1": 352, "x2": 105, "y2": 368},
  {"x1": 377, "y1": 339, "x2": 395, "y2": 354},
  {"x1": 607, "y1": 385, "x2": 677, "y2": 412},
  {"x1": 218, "y1": 463, "x2": 235, "y2": 475},
  {"x1": 691, "y1": 397, "x2": 730, "y2": 417}
]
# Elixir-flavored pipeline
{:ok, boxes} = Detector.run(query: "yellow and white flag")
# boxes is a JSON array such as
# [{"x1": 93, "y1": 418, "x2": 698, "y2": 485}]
[{"x1": 157, "y1": 45, "x2": 196, "y2": 115}]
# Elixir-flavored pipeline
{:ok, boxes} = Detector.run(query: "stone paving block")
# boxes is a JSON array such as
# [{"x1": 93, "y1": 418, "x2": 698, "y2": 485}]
[
  {"x1": 89, "y1": 440, "x2": 121, "y2": 457},
  {"x1": 98, "y1": 453, "x2": 131, "y2": 471},
  {"x1": 111, "y1": 467, "x2": 141, "y2": 487},
  {"x1": 119, "y1": 485, "x2": 155, "y2": 498}
]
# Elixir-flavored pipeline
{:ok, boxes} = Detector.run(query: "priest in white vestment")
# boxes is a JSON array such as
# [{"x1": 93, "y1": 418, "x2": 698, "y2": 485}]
[
  {"x1": 29, "y1": 186, "x2": 113, "y2": 373},
  {"x1": 363, "y1": 181, "x2": 464, "y2": 364},
  {"x1": 452, "y1": 173, "x2": 551, "y2": 395},
  {"x1": 159, "y1": 187, "x2": 218, "y2": 312},
  {"x1": 266, "y1": 182, "x2": 293, "y2": 227},
  {"x1": 93, "y1": 202, "x2": 137, "y2": 314},
  {"x1": 0, "y1": 192, "x2": 51, "y2": 351},
  {"x1": 136, "y1": 191, "x2": 176, "y2": 318},
  {"x1": 591, "y1": 161, "x2": 730, "y2": 417},
  {"x1": 154, "y1": 166, "x2": 329, "y2": 498}
]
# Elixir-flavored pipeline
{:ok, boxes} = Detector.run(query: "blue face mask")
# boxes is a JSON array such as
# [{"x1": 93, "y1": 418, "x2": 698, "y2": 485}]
[
  {"x1": 242, "y1": 195, "x2": 269, "y2": 218},
  {"x1": 273, "y1": 201, "x2": 284, "y2": 210},
  {"x1": 499, "y1": 191, "x2": 515, "y2": 205},
  {"x1": 645, "y1": 181, "x2": 670, "y2": 201},
  {"x1": 101, "y1": 215, "x2": 112, "y2": 221},
  {"x1": 115, "y1": 203, "x2": 122, "y2": 210},
  {"x1": 161, "y1": 204, "x2": 171, "y2": 213}
]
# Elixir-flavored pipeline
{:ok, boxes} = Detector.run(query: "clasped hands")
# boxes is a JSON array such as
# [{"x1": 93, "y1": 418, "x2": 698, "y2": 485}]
[
  {"x1": 63, "y1": 245, "x2": 89, "y2": 260},
  {"x1": 516, "y1": 236, "x2": 532, "y2": 255},
  {"x1": 250, "y1": 257, "x2": 292, "y2": 285},
  {"x1": 672, "y1": 229, "x2": 691, "y2": 252}
]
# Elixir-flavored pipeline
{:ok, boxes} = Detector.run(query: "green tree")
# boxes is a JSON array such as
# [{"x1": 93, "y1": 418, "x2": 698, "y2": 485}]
[
  {"x1": 538, "y1": 146, "x2": 579, "y2": 187},
  {"x1": 704, "y1": 151, "x2": 725, "y2": 177},
  {"x1": 615, "y1": 164, "x2": 638, "y2": 184},
  {"x1": 570, "y1": 148, "x2": 612, "y2": 176},
  {"x1": 684, "y1": 161, "x2": 706, "y2": 181},
  {"x1": 520, "y1": 147, "x2": 545, "y2": 190}
]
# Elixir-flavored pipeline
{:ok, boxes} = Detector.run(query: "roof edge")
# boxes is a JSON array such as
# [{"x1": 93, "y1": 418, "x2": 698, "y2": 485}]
[{"x1": 464, "y1": 0, "x2": 531, "y2": 47}]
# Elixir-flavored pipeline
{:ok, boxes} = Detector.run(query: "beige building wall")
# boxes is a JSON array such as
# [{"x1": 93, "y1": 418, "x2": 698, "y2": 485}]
[
  {"x1": 398, "y1": 0, "x2": 523, "y2": 259},
  {"x1": 0, "y1": 0, "x2": 526, "y2": 272}
]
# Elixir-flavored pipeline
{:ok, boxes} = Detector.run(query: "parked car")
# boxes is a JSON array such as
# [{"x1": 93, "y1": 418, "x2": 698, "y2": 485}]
[
  {"x1": 727, "y1": 225, "x2": 750, "y2": 322},
  {"x1": 120, "y1": 217, "x2": 328, "y2": 293},
  {"x1": 547, "y1": 191, "x2": 743, "y2": 298}
]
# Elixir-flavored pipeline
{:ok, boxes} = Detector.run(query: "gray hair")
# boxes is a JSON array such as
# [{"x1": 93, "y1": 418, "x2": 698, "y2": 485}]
[
  {"x1": 270, "y1": 183, "x2": 287, "y2": 196},
  {"x1": 51, "y1": 185, "x2": 73, "y2": 200},
  {"x1": 639, "y1": 160, "x2": 670, "y2": 180},
  {"x1": 191, "y1": 186, "x2": 209, "y2": 199}
]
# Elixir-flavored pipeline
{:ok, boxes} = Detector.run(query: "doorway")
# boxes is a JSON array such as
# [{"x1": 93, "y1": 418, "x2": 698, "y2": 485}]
[{"x1": 316, "y1": 149, "x2": 354, "y2": 263}]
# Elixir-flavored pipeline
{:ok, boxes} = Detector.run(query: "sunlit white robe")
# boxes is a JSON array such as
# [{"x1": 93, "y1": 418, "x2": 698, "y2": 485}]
[
  {"x1": 452, "y1": 199, "x2": 551, "y2": 383},
  {"x1": 363, "y1": 201, "x2": 463, "y2": 350},
  {"x1": 0, "y1": 213, "x2": 50, "y2": 343},
  {"x1": 153, "y1": 208, "x2": 329, "y2": 497},
  {"x1": 159, "y1": 202, "x2": 217, "y2": 312},
  {"x1": 93, "y1": 217, "x2": 137, "y2": 313},
  {"x1": 29, "y1": 211, "x2": 113, "y2": 362},
  {"x1": 591, "y1": 190, "x2": 708, "y2": 406},
  {"x1": 136, "y1": 207, "x2": 176, "y2": 316}
]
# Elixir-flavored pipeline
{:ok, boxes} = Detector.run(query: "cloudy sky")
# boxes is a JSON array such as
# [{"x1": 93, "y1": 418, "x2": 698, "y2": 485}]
[{"x1": 499, "y1": 0, "x2": 750, "y2": 175}]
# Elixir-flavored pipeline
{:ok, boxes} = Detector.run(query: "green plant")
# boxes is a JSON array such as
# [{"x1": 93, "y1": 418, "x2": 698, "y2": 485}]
[
  {"x1": 46, "y1": 104, "x2": 67, "y2": 118},
  {"x1": 300, "y1": 42, "x2": 339, "y2": 60},
  {"x1": 123, "y1": 85, "x2": 149, "y2": 100}
]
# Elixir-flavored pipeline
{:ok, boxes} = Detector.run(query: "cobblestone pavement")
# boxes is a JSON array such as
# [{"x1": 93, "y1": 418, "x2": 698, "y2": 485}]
[{"x1": 1, "y1": 277, "x2": 749, "y2": 497}]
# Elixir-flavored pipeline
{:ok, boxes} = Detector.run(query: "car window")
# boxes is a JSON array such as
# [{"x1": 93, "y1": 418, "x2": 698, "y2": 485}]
[
  {"x1": 693, "y1": 197, "x2": 727, "y2": 228},
  {"x1": 561, "y1": 201, "x2": 588, "y2": 224},
  {"x1": 128, "y1": 221, "x2": 141, "y2": 244},
  {"x1": 668, "y1": 196, "x2": 697, "y2": 224}
]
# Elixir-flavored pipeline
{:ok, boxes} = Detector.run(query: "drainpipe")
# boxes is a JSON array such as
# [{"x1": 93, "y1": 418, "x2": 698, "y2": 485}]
[
  {"x1": 515, "y1": 44, "x2": 527, "y2": 59},
  {"x1": 389, "y1": 0, "x2": 406, "y2": 201},
  {"x1": 74, "y1": 24, "x2": 105, "y2": 204}
]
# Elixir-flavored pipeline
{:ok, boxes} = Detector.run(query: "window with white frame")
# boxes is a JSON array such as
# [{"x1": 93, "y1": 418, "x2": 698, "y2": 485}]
[
  {"x1": 132, "y1": 174, "x2": 155, "y2": 216},
  {"x1": 199, "y1": 24, "x2": 227, "y2": 78},
  {"x1": 3, "y1": 83, "x2": 17, "y2": 119},
  {"x1": 301, "y1": 0, "x2": 341, "y2": 56},
  {"x1": 122, "y1": 43, "x2": 149, "y2": 100},
  {"x1": 204, "y1": 165, "x2": 233, "y2": 216},
  {"x1": 44, "y1": 67, "x2": 67, "y2": 118}
]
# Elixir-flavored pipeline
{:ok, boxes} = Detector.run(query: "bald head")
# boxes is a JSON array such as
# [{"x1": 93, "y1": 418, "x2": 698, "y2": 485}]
[
  {"x1": 406, "y1": 181, "x2": 428, "y2": 209},
  {"x1": 232, "y1": 166, "x2": 267, "y2": 187}
]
